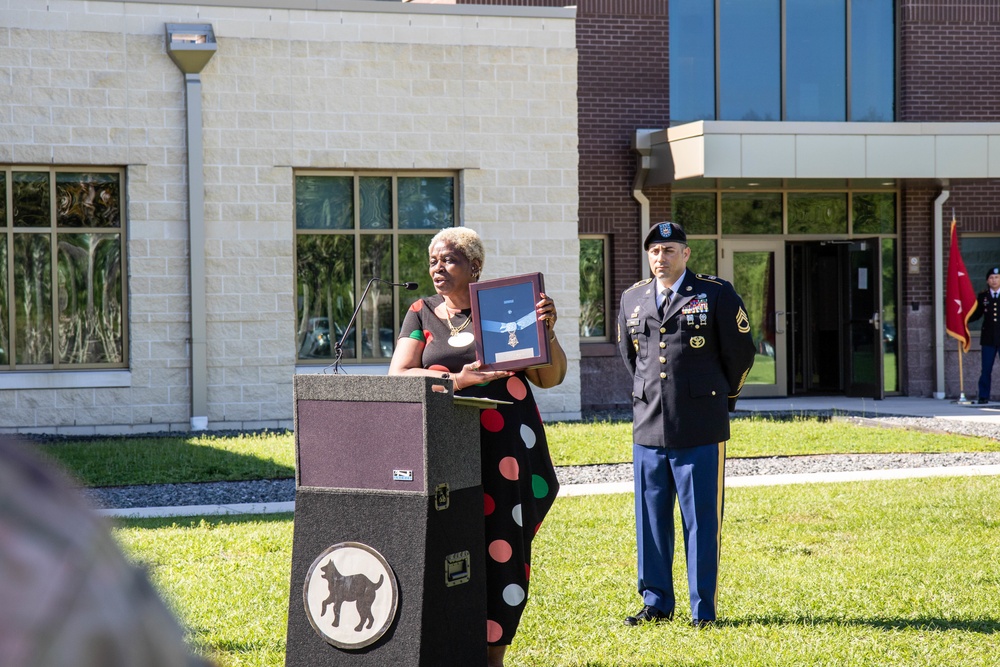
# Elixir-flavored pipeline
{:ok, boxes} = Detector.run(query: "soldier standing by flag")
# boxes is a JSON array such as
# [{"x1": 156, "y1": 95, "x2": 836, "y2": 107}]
[{"x1": 970, "y1": 267, "x2": 1000, "y2": 403}]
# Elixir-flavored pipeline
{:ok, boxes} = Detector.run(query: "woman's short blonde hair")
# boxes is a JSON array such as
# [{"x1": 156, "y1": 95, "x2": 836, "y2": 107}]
[{"x1": 428, "y1": 227, "x2": 485, "y2": 276}]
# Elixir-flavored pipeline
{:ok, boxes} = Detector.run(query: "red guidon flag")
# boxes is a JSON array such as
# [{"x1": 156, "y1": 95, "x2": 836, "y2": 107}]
[{"x1": 946, "y1": 217, "x2": 978, "y2": 352}]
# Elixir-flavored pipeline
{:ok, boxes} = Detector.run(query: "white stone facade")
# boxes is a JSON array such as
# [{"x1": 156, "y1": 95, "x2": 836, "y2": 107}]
[{"x1": 0, "y1": 0, "x2": 579, "y2": 433}]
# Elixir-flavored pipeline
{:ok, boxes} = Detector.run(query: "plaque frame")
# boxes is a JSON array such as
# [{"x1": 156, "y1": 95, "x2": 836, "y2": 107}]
[{"x1": 468, "y1": 272, "x2": 551, "y2": 371}]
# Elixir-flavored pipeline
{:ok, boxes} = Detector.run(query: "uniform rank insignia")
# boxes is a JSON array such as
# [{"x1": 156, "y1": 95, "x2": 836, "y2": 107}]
[
  {"x1": 736, "y1": 306, "x2": 751, "y2": 334},
  {"x1": 690, "y1": 336, "x2": 705, "y2": 348}
]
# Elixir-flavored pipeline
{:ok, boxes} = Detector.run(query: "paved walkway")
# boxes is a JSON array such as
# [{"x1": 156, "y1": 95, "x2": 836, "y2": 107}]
[
  {"x1": 97, "y1": 396, "x2": 1000, "y2": 520},
  {"x1": 735, "y1": 394, "x2": 1000, "y2": 422}
]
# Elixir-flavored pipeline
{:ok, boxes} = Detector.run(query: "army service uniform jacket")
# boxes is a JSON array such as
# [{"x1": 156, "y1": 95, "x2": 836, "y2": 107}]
[
  {"x1": 617, "y1": 269, "x2": 756, "y2": 449},
  {"x1": 970, "y1": 290, "x2": 1000, "y2": 347}
]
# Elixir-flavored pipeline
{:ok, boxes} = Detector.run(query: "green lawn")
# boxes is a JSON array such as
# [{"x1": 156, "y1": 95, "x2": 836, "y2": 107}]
[
  {"x1": 546, "y1": 416, "x2": 1000, "y2": 466},
  {"x1": 37, "y1": 417, "x2": 1000, "y2": 487},
  {"x1": 116, "y1": 475, "x2": 1000, "y2": 666}
]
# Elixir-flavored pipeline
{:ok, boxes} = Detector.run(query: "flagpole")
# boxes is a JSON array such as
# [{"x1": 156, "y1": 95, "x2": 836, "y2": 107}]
[{"x1": 957, "y1": 339, "x2": 969, "y2": 403}]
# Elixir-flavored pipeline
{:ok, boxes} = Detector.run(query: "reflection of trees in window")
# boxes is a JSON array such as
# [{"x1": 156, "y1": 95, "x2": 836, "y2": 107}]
[
  {"x1": 3, "y1": 170, "x2": 125, "y2": 369},
  {"x1": 853, "y1": 193, "x2": 895, "y2": 234},
  {"x1": 295, "y1": 176, "x2": 353, "y2": 230},
  {"x1": 295, "y1": 235, "x2": 355, "y2": 360},
  {"x1": 732, "y1": 251, "x2": 774, "y2": 354},
  {"x1": 398, "y1": 177, "x2": 454, "y2": 229},
  {"x1": 360, "y1": 234, "x2": 392, "y2": 358},
  {"x1": 57, "y1": 233, "x2": 123, "y2": 363},
  {"x1": 686, "y1": 239, "x2": 717, "y2": 277},
  {"x1": 56, "y1": 173, "x2": 120, "y2": 227},
  {"x1": 294, "y1": 173, "x2": 456, "y2": 363},
  {"x1": 14, "y1": 234, "x2": 53, "y2": 365},
  {"x1": 788, "y1": 193, "x2": 847, "y2": 234},
  {"x1": 579, "y1": 238, "x2": 606, "y2": 338},
  {"x1": 397, "y1": 234, "x2": 435, "y2": 323},
  {"x1": 360, "y1": 177, "x2": 391, "y2": 229},
  {"x1": 721, "y1": 193, "x2": 782, "y2": 234},
  {"x1": 672, "y1": 194, "x2": 717, "y2": 235},
  {"x1": 13, "y1": 172, "x2": 50, "y2": 228},
  {"x1": 0, "y1": 240, "x2": 6, "y2": 364}
]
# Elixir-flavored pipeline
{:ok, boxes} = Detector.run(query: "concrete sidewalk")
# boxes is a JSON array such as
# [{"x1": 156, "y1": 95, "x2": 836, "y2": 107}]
[
  {"x1": 97, "y1": 464, "x2": 1000, "y2": 520},
  {"x1": 736, "y1": 395, "x2": 1000, "y2": 423},
  {"x1": 95, "y1": 396, "x2": 1000, "y2": 520}
]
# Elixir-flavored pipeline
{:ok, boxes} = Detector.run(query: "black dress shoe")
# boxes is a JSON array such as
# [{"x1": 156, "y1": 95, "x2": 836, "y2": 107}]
[
  {"x1": 690, "y1": 619, "x2": 715, "y2": 629},
  {"x1": 624, "y1": 605, "x2": 672, "y2": 625},
  {"x1": 978, "y1": 398, "x2": 989, "y2": 404}
]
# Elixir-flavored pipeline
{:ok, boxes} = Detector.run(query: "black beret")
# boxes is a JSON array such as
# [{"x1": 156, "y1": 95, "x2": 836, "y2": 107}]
[
  {"x1": 989, "y1": 267, "x2": 1000, "y2": 279},
  {"x1": 643, "y1": 221, "x2": 688, "y2": 249}
]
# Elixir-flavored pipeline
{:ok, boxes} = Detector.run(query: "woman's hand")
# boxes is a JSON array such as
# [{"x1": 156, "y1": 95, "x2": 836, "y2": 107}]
[
  {"x1": 454, "y1": 360, "x2": 512, "y2": 390},
  {"x1": 536, "y1": 292, "x2": 557, "y2": 340},
  {"x1": 526, "y1": 292, "x2": 567, "y2": 389}
]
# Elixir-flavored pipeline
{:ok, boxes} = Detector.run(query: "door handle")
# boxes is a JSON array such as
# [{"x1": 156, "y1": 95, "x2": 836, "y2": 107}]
[{"x1": 775, "y1": 310, "x2": 785, "y2": 335}]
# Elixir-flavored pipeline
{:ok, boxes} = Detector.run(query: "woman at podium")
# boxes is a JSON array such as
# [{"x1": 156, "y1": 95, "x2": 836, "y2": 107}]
[{"x1": 388, "y1": 227, "x2": 567, "y2": 667}]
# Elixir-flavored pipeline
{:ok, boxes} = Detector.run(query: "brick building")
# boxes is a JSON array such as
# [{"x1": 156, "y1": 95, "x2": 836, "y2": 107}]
[{"x1": 461, "y1": 0, "x2": 1000, "y2": 409}]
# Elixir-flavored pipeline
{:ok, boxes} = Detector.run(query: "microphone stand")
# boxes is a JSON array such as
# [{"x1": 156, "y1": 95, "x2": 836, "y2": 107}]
[{"x1": 328, "y1": 277, "x2": 418, "y2": 374}]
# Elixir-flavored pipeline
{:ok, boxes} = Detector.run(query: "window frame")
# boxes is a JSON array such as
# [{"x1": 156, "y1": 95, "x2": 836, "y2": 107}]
[
  {"x1": 0, "y1": 166, "x2": 129, "y2": 371},
  {"x1": 669, "y1": 0, "x2": 895, "y2": 123},
  {"x1": 579, "y1": 234, "x2": 611, "y2": 343},
  {"x1": 292, "y1": 170, "x2": 459, "y2": 365}
]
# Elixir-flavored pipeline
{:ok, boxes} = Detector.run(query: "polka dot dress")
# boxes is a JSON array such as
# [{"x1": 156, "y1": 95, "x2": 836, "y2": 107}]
[{"x1": 400, "y1": 295, "x2": 560, "y2": 646}]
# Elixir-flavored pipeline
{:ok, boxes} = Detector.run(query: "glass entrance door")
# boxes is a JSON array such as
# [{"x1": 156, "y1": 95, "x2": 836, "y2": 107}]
[
  {"x1": 845, "y1": 239, "x2": 884, "y2": 398},
  {"x1": 720, "y1": 240, "x2": 787, "y2": 397}
]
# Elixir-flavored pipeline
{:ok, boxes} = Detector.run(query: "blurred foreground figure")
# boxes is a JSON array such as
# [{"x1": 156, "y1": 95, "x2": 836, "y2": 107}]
[{"x1": 0, "y1": 436, "x2": 211, "y2": 667}]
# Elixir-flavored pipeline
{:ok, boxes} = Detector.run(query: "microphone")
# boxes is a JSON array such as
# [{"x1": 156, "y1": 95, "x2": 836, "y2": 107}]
[{"x1": 330, "y1": 277, "x2": 418, "y2": 373}]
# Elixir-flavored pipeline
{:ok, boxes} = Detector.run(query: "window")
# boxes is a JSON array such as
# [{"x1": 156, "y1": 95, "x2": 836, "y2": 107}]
[
  {"x1": 294, "y1": 173, "x2": 456, "y2": 363},
  {"x1": 787, "y1": 193, "x2": 848, "y2": 234},
  {"x1": 786, "y1": 0, "x2": 846, "y2": 121},
  {"x1": 669, "y1": 0, "x2": 895, "y2": 123},
  {"x1": 675, "y1": 179, "x2": 896, "y2": 236},
  {"x1": 721, "y1": 192, "x2": 783, "y2": 235},
  {"x1": 719, "y1": 0, "x2": 781, "y2": 121},
  {"x1": 0, "y1": 168, "x2": 126, "y2": 370},
  {"x1": 579, "y1": 236, "x2": 609, "y2": 340},
  {"x1": 959, "y1": 235, "x2": 1000, "y2": 335},
  {"x1": 669, "y1": 0, "x2": 716, "y2": 122}
]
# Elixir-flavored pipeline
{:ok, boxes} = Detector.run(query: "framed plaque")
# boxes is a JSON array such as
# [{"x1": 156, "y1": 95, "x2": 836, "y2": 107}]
[{"x1": 469, "y1": 272, "x2": 551, "y2": 371}]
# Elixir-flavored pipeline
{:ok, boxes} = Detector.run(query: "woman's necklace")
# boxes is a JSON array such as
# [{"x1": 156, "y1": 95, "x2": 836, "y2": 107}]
[{"x1": 445, "y1": 308, "x2": 475, "y2": 348}]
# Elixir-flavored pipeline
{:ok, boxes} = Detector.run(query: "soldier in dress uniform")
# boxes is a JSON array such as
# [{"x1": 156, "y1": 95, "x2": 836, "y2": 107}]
[
  {"x1": 617, "y1": 221, "x2": 755, "y2": 628},
  {"x1": 969, "y1": 267, "x2": 1000, "y2": 403}
]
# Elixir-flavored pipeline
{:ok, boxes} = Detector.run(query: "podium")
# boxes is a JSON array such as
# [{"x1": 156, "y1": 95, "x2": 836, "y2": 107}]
[{"x1": 285, "y1": 375, "x2": 488, "y2": 666}]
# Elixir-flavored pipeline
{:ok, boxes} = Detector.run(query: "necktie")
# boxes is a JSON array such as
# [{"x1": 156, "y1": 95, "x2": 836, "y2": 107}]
[{"x1": 659, "y1": 289, "x2": 672, "y2": 318}]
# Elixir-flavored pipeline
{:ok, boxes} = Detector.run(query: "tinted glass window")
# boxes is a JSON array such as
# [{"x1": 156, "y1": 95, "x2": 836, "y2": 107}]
[
  {"x1": 721, "y1": 192, "x2": 782, "y2": 234},
  {"x1": 851, "y1": 0, "x2": 895, "y2": 121},
  {"x1": 687, "y1": 239, "x2": 718, "y2": 276},
  {"x1": 853, "y1": 193, "x2": 896, "y2": 234},
  {"x1": 786, "y1": 0, "x2": 846, "y2": 121},
  {"x1": 579, "y1": 237, "x2": 607, "y2": 339},
  {"x1": 719, "y1": 0, "x2": 780, "y2": 121},
  {"x1": 672, "y1": 193, "x2": 717, "y2": 235},
  {"x1": 670, "y1": 0, "x2": 715, "y2": 122},
  {"x1": 788, "y1": 193, "x2": 847, "y2": 234}
]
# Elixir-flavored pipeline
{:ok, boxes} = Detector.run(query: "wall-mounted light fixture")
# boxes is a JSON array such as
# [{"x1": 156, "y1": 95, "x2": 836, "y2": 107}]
[{"x1": 165, "y1": 23, "x2": 217, "y2": 74}]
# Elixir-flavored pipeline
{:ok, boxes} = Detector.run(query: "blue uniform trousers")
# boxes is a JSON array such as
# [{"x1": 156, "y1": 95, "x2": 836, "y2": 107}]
[
  {"x1": 633, "y1": 441, "x2": 725, "y2": 622},
  {"x1": 979, "y1": 344, "x2": 1000, "y2": 401}
]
